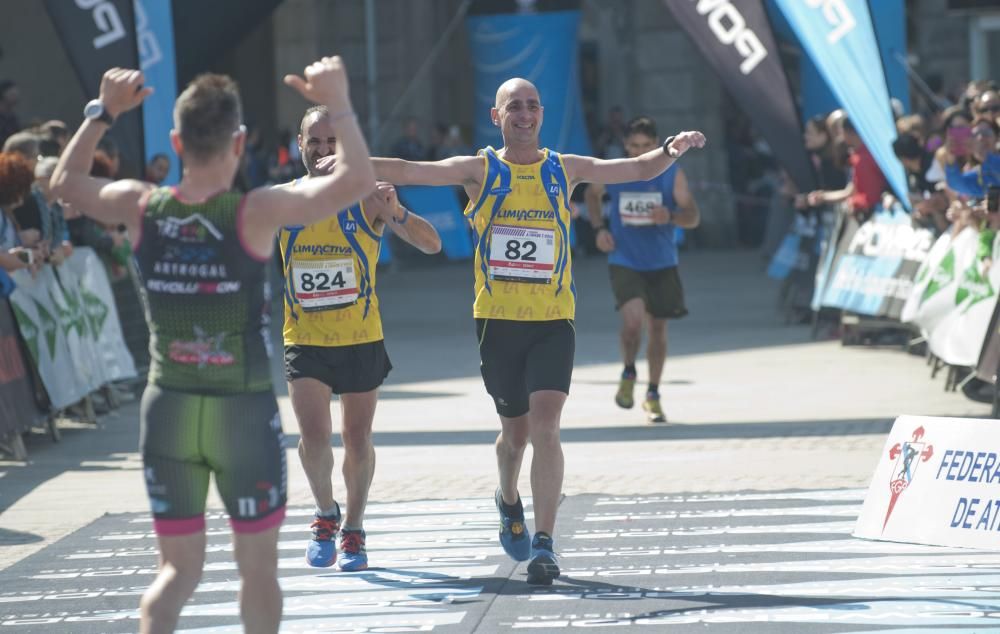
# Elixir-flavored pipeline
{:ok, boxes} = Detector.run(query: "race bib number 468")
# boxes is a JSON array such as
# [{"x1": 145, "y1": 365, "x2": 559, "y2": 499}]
[
  {"x1": 292, "y1": 258, "x2": 358, "y2": 311},
  {"x1": 488, "y1": 224, "x2": 555, "y2": 284},
  {"x1": 619, "y1": 191, "x2": 662, "y2": 226}
]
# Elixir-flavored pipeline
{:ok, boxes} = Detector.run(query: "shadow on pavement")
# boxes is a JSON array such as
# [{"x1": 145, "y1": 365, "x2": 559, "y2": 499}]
[{"x1": 291, "y1": 417, "x2": 901, "y2": 449}]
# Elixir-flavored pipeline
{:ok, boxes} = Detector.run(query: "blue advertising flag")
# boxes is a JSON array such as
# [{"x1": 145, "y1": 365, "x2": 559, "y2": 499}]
[
  {"x1": 667, "y1": 0, "x2": 817, "y2": 192},
  {"x1": 134, "y1": 0, "x2": 179, "y2": 184},
  {"x1": 772, "y1": 0, "x2": 909, "y2": 209},
  {"x1": 466, "y1": 11, "x2": 592, "y2": 156},
  {"x1": 397, "y1": 186, "x2": 474, "y2": 261},
  {"x1": 868, "y1": 0, "x2": 910, "y2": 114}
]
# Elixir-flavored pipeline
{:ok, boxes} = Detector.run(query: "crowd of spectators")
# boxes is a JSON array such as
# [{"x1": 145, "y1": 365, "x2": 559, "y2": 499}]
[
  {"x1": 766, "y1": 79, "x2": 1000, "y2": 404},
  {"x1": 0, "y1": 80, "x2": 145, "y2": 427}
]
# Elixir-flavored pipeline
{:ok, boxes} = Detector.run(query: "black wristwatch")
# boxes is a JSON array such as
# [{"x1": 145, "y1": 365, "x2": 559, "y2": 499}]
[
  {"x1": 84, "y1": 99, "x2": 115, "y2": 126},
  {"x1": 662, "y1": 135, "x2": 677, "y2": 157}
]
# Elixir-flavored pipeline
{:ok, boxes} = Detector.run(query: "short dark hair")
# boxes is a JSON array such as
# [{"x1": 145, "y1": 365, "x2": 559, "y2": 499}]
[
  {"x1": 174, "y1": 73, "x2": 242, "y2": 163},
  {"x1": 942, "y1": 106, "x2": 972, "y2": 130},
  {"x1": 97, "y1": 134, "x2": 119, "y2": 158},
  {"x1": 91, "y1": 154, "x2": 114, "y2": 178},
  {"x1": 842, "y1": 117, "x2": 856, "y2": 134},
  {"x1": 299, "y1": 105, "x2": 328, "y2": 136},
  {"x1": 807, "y1": 114, "x2": 828, "y2": 134},
  {"x1": 624, "y1": 116, "x2": 657, "y2": 140},
  {"x1": 38, "y1": 120, "x2": 68, "y2": 139},
  {"x1": 2, "y1": 131, "x2": 39, "y2": 157},
  {"x1": 892, "y1": 133, "x2": 923, "y2": 161},
  {"x1": 38, "y1": 138, "x2": 61, "y2": 157}
]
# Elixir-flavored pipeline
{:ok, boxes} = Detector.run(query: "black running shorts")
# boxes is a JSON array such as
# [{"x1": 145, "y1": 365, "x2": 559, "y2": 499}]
[
  {"x1": 609, "y1": 264, "x2": 688, "y2": 319},
  {"x1": 284, "y1": 340, "x2": 392, "y2": 394},
  {"x1": 139, "y1": 386, "x2": 287, "y2": 536},
  {"x1": 475, "y1": 318, "x2": 575, "y2": 418}
]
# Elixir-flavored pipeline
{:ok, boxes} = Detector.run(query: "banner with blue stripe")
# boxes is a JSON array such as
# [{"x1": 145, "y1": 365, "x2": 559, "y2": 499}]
[
  {"x1": 397, "y1": 186, "x2": 473, "y2": 261},
  {"x1": 820, "y1": 206, "x2": 935, "y2": 318},
  {"x1": 134, "y1": 0, "x2": 179, "y2": 184},
  {"x1": 466, "y1": 10, "x2": 592, "y2": 156}
]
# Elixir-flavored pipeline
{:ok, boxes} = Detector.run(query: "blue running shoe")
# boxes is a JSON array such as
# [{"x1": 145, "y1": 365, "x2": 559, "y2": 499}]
[
  {"x1": 305, "y1": 510, "x2": 341, "y2": 568},
  {"x1": 338, "y1": 529, "x2": 368, "y2": 571},
  {"x1": 495, "y1": 487, "x2": 531, "y2": 561},
  {"x1": 526, "y1": 533, "x2": 560, "y2": 585}
]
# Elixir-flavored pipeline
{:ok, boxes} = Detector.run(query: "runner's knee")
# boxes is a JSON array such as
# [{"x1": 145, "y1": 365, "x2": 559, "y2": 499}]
[
  {"x1": 499, "y1": 419, "x2": 530, "y2": 451},
  {"x1": 297, "y1": 416, "x2": 333, "y2": 446},
  {"x1": 340, "y1": 423, "x2": 373, "y2": 453}
]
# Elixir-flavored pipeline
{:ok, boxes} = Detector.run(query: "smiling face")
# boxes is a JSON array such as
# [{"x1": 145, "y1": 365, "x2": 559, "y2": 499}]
[
  {"x1": 299, "y1": 112, "x2": 337, "y2": 177},
  {"x1": 491, "y1": 78, "x2": 543, "y2": 148}
]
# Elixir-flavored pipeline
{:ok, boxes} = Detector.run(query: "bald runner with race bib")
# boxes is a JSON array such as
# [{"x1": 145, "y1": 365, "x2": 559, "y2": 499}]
[{"x1": 371, "y1": 77, "x2": 705, "y2": 585}]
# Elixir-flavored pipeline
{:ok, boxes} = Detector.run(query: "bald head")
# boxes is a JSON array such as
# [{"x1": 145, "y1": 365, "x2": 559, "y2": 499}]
[
  {"x1": 495, "y1": 78, "x2": 540, "y2": 108},
  {"x1": 491, "y1": 77, "x2": 544, "y2": 148}
]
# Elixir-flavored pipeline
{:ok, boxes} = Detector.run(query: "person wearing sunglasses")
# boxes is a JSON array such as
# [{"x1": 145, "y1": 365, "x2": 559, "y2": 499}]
[{"x1": 945, "y1": 117, "x2": 1000, "y2": 199}]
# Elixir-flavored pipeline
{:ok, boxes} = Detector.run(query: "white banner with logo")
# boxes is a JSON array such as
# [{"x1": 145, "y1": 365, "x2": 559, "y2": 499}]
[
  {"x1": 7, "y1": 248, "x2": 136, "y2": 410},
  {"x1": 903, "y1": 226, "x2": 979, "y2": 338},
  {"x1": 856, "y1": 415, "x2": 1000, "y2": 550},
  {"x1": 899, "y1": 228, "x2": 953, "y2": 324},
  {"x1": 927, "y1": 232, "x2": 1000, "y2": 367},
  {"x1": 68, "y1": 248, "x2": 138, "y2": 383}
]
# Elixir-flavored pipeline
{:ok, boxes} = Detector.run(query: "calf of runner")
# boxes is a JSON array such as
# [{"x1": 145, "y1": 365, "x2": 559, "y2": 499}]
[
  {"x1": 370, "y1": 77, "x2": 705, "y2": 585},
  {"x1": 51, "y1": 57, "x2": 374, "y2": 633}
]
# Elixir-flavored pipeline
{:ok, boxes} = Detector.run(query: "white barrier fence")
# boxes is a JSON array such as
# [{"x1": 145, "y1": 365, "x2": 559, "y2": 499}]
[{"x1": 7, "y1": 247, "x2": 137, "y2": 410}]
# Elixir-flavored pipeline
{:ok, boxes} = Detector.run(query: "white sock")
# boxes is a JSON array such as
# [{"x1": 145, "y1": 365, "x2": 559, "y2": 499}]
[{"x1": 317, "y1": 503, "x2": 340, "y2": 519}]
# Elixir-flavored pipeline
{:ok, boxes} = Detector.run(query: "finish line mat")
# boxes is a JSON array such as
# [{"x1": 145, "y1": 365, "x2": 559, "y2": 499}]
[{"x1": 3, "y1": 491, "x2": 1000, "y2": 632}]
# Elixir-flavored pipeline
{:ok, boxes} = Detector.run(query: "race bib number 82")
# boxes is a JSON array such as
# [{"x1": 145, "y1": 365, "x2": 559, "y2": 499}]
[{"x1": 488, "y1": 224, "x2": 555, "y2": 284}]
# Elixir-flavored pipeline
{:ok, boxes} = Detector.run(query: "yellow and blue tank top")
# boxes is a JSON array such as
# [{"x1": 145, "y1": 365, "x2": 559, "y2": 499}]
[
  {"x1": 465, "y1": 147, "x2": 575, "y2": 321},
  {"x1": 278, "y1": 179, "x2": 383, "y2": 347}
]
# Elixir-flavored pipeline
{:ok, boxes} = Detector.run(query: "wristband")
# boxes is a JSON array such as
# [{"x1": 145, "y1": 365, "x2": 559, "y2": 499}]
[
  {"x1": 394, "y1": 207, "x2": 410, "y2": 225},
  {"x1": 662, "y1": 135, "x2": 678, "y2": 157}
]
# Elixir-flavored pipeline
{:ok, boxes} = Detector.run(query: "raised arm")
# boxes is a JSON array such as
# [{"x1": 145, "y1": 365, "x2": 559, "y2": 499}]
[
  {"x1": 563, "y1": 130, "x2": 706, "y2": 188},
  {"x1": 371, "y1": 155, "x2": 484, "y2": 188},
  {"x1": 244, "y1": 56, "x2": 375, "y2": 238},
  {"x1": 50, "y1": 69, "x2": 155, "y2": 234}
]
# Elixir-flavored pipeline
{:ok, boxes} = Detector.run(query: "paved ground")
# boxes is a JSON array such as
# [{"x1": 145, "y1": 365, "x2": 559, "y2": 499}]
[{"x1": 0, "y1": 248, "x2": 993, "y2": 631}]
